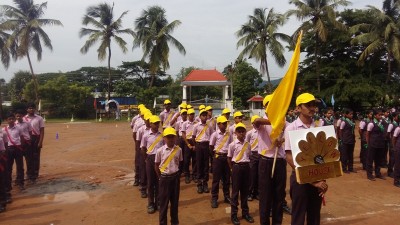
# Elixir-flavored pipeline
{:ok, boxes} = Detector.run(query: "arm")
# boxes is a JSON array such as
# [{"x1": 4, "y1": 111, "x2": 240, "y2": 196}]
[
  {"x1": 227, "y1": 157, "x2": 232, "y2": 170},
  {"x1": 285, "y1": 150, "x2": 295, "y2": 170},
  {"x1": 38, "y1": 127, "x2": 44, "y2": 148},
  {"x1": 392, "y1": 136, "x2": 397, "y2": 148},
  {"x1": 155, "y1": 162, "x2": 161, "y2": 179},
  {"x1": 366, "y1": 131, "x2": 370, "y2": 146},
  {"x1": 254, "y1": 118, "x2": 271, "y2": 126}
]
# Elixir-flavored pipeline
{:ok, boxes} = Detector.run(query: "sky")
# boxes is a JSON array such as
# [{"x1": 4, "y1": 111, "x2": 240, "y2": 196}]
[{"x1": 0, "y1": 0, "x2": 381, "y2": 82}]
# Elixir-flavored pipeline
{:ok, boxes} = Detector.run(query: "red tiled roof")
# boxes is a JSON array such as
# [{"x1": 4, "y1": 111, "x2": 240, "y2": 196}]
[
  {"x1": 247, "y1": 95, "x2": 263, "y2": 102},
  {"x1": 183, "y1": 69, "x2": 227, "y2": 82}
]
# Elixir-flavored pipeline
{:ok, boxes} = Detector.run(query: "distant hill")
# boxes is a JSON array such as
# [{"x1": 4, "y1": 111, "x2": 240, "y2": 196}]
[{"x1": 258, "y1": 78, "x2": 283, "y2": 89}]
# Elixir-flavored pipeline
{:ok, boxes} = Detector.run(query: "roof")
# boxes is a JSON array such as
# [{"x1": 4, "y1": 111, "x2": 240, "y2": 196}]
[
  {"x1": 181, "y1": 69, "x2": 231, "y2": 86},
  {"x1": 247, "y1": 95, "x2": 263, "y2": 102}
]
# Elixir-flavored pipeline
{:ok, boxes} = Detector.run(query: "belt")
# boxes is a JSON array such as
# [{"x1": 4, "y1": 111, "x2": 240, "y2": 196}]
[
  {"x1": 251, "y1": 151, "x2": 259, "y2": 155},
  {"x1": 233, "y1": 162, "x2": 250, "y2": 166},
  {"x1": 196, "y1": 141, "x2": 209, "y2": 145},
  {"x1": 160, "y1": 171, "x2": 180, "y2": 178},
  {"x1": 215, "y1": 153, "x2": 227, "y2": 157},
  {"x1": 260, "y1": 155, "x2": 285, "y2": 161}
]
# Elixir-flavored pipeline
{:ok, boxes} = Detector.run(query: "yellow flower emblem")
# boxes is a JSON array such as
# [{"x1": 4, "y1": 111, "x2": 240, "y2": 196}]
[{"x1": 295, "y1": 131, "x2": 340, "y2": 167}]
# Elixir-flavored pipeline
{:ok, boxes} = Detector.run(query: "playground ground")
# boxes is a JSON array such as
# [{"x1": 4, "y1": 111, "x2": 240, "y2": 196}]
[{"x1": 0, "y1": 121, "x2": 399, "y2": 225}]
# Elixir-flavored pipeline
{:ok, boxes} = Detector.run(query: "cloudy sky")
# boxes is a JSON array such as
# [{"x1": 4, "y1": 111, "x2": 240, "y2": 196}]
[{"x1": 0, "y1": 0, "x2": 381, "y2": 82}]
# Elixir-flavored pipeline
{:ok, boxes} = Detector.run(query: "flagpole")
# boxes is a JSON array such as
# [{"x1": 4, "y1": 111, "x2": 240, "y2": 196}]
[{"x1": 271, "y1": 146, "x2": 279, "y2": 178}]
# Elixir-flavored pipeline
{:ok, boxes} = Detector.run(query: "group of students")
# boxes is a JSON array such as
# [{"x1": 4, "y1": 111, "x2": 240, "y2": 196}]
[
  {"x1": 0, "y1": 103, "x2": 45, "y2": 213},
  {"x1": 130, "y1": 92, "x2": 334, "y2": 225}
]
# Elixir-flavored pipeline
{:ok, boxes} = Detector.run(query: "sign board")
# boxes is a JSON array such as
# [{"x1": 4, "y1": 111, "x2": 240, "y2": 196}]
[{"x1": 288, "y1": 125, "x2": 343, "y2": 184}]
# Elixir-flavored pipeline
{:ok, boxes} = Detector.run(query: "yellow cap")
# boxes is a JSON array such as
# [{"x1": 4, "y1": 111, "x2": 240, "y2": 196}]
[
  {"x1": 163, "y1": 127, "x2": 177, "y2": 136},
  {"x1": 205, "y1": 106, "x2": 213, "y2": 111},
  {"x1": 222, "y1": 108, "x2": 231, "y2": 114},
  {"x1": 233, "y1": 111, "x2": 243, "y2": 118},
  {"x1": 296, "y1": 93, "x2": 316, "y2": 106},
  {"x1": 140, "y1": 108, "x2": 149, "y2": 116},
  {"x1": 217, "y1": 116, "x2": 228, "y2": 124},
  {"x1": 180, "y1": 102, "x2": 187, "y2": 109},
  {"x1": 199, "y1": 109, "x2": 208, "y2": 115},
  {"x1": 164, "y1": 99, "x2": 171, "y2": 105},
  {"x1": 235, "y1": 122, "x2": 246, "y2": 130},
  {"x1": 149, "y1": 115, "x2": 161, "y2": 123},
  {"x1": 144, "y1": 112, "x2": 153, "y2": 120},
  {"x1": 180, "y1": 109, "x2": 187, "y2": 114},
  {"x1": 187, "y1": 108, "x2": 195, "y2": 114},
  {"x1": 199, "y1": 105, "x2": 206, "y2": 110},
  {"x1": 263, "y1": 94, "x2": 273, "y2": 106},
  {"x1": 187, "y1": 104, "x2": 193, "y2": 109},
  {"x1": 138, "y1": 104, "x2": 145, "y2": 109},
  {"x1": 251, "y1": 115, "x2": 260, "y2": 123}
]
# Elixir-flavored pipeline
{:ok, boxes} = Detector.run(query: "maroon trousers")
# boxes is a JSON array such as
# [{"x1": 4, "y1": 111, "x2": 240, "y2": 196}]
[
  {"x1": 231, "y1": 162, "x2": 250, "y2": 216},
  {"x1": 146, "y1": 154, "x2": 158, "y2": 207},
  {"x1": 394, "y1": 148, "x2": 400, "y2": 183},
  {"x1": 249, "y1": 151, "x2": 260, "y2": 198},
  {"x1": 159, "y1": 172, "x2": 180, "y2": 225},
  {"x1": 195, "y1": 142, "x2": 209, "y2": 186},
  {"x1": 183, "y1": 140, "x2": 196, "y2": 178},
  {"x1": 134, "y1": 139, "x2": 141, "y2": 182},
  {"x1": 211, "y1": 154, "x2": 230, "y2": 201}
]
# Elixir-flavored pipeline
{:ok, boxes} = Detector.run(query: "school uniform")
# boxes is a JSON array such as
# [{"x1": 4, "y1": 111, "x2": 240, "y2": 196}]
[
  {"x1": 181, "y1": 120, "x2": 197, "y2": 180},
  {"x1": 207, "y1": 117, "x2": 216, "y2": 173},
  {"x1": 228, "y1": 139, "x2": 251, "y2": 218},
  {"x1": 141, "y1": 130, "x2": 164, "y2": 210},
  {"x1": 340, "y1": 118, "x2": 356, "y2": 172},
  {"x1": 133, "y1": 117, "x2": 145, "y2": 185},
  {"x1": 136, "y1": 125, "x2": 150, "y2": 194},
  {"x1": 175, "y1": 118, "x2": 187, "y2": 172},
  {"x1": 23, "y1": 113, "x2": 44, "y2": 182},
  {"x1": 3, "y1": 125, "x2": 25, "y2": 192},
  {"x1": 285, "y1": 118, "x2": 322, "y2": 225},
  {"x1": 0, "y1": 131, "x2": 7, "y2": 211},
  {"x1": 392, "y1": 127, "x2": 400, "y2": 186},
  {"x1": 382, "y1": 117, "x2": 391, "y2": 167},
  {"x1": 245, "y1": 127, "x2": 260, "y2": 200},
  {"x1": 387, "y1": 121, "x2": 398, "y2": 176},
  {"x1": 160, "y1": 109, "x2": 175, "y2": 129},
  {"x1": 320, "y1": 117, "x2": 334, "y2": 127},
  {"x1": 130, "y1": 114, "x2": 140, "y2": 128},
  {"x1": 155, "y1": 144, "x2": 183, "y2": 225},
  {"x1": 209, "y1": 129, "x2": 232, "y2": 204},
  {"x1": 359, "y1": 119, "x2": 369, "y2": 170},
  {"x1": 367, "y1": 119, "x2": 385, "y2": 179},
  {"x1": 192, "y1": 121, "x2": 214, "y2": 192},
  {"x1": 258, "y1": 124, "x2": 286, "y2": 225}
]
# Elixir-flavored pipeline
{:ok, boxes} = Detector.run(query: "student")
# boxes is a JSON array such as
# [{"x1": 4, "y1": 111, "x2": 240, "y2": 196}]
[
  {"x1": 222, "y1": 108, "x2": 231, "y2": 121},
  {"x1": 286, "y1": 109, "x2": 296, "y2": 123},
  {"x1": 229, "y1": 111, "x2": 243, "y2": 140},
  {"x1": 392, "y1": 117, "x2": 400, "y2": 188},
  {"x1": 155, "y1": 127, "x2": 183, "y2": 225},
  {"x1": 205, "y1": 106, "x2": 215, "y2": 173},
  {"x1": 0, "y1": 119, "x2": 7, "y2": 212},
  {"x1": 175, "y1": 109, "x2": 188, "y2": 173},
  {"x1": 23, "y1": 103, "x2": 45, "y2": 184},
  {"x1": 132, "y1": 107, "x2": 147, "y2": 186},
  {"x1": 159, "y1": 99, "x2": 174, "y2": 129},
  {"x1": 387, "y1": 112, "x2": 399, "y2": 177},
  {"x1": 366, "y1": 109, "x2": 386, "y2": 181},
  {"x1": 209, "y1": 116, "x2": 232, "y2": 208},
  {"x1": 320, "y1": 108, "x2": 334, "y2": 126},
  {"x1": 228, "y1": 122, "x2": 254, "y2": 225},
  {"x1": 358, "y1": 110, "x2": 372, "y2": 170},
  {"x1": 338, "y1": 108, "x2": 356, "y2": 173},
  {"x1": 194, "y1": 105, "x2": 206, "y2": 123},
  {"x1": 285, "y1": 93, "x2": 328, "y2": 225},
  {"x1": 381, "y1": 109, "x2": 392, "y2": 168},
  {"x1": 136, "y1": 112, "x2": 152, "y2": 198},
  {"x1": 141, "y1": 115, "x2": 164, "y2": 214},
  {"x1": 246, "y1": 115, "x2": 260, "y2": 201},
  {"x1": 130, "y1": 104, "x2": 145, "y2": 129},
  {"x1": 181, "y1": 108, "x2": 197, "y2": 183},
  {"x1": 192, "y1": 109, "x2": 214, "y2": 194}
]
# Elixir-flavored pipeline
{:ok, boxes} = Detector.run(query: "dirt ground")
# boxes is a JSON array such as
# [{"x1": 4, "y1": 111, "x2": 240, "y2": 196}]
[{"x1": 0, "y1": 121, "x2": 399, "y2": 225}]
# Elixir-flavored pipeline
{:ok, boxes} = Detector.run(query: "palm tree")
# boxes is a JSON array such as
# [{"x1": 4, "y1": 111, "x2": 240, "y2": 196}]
[
  {"x1": 134, "y1": 5, "x2": 186, "y2": 88},
  {"x1": 351, "y1": 1, "x2": 400, "y2": 85},
  {"x1": 0, "y1": 0, "x2": 63, "y2": 104},
  {"x1": 236, "y1": 8, "x2": 291, "y2": 92},
  {"x1": 287, "y1": 0, "x2": 350, "y2": 93},
  {"x1": 80, "y1": 3, "x2": 134, "y2": 100}
]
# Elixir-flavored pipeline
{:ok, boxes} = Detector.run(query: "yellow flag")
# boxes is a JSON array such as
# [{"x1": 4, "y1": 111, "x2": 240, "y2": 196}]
[{"x1": 267, "y1": 31, "x2": 303, "y2": 141}]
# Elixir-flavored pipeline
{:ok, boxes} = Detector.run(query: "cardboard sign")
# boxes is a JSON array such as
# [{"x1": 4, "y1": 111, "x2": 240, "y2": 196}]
[{"x1": 288, "y1": 125, "x2": 343, "y2": 184}]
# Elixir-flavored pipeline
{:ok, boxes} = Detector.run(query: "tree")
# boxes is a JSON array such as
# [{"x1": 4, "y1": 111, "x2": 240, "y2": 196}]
[
  {"x1": 287, "y1": 0, "x2": 350, "y2": 93},
  {"x1": 236, "y1": 8, "x2": 291, "y2": 92},
  {"x1": 80, "y1": 3, "x2": 134, "y2": 99},
  {"x1": 134, "y1": 5, "x2": 186, "y2": 87},
  {"x1": 0, "y1": 0, "x2": 63, "y2": 104},
  {"x1": 8, "y1": 70, "x2": 31, "y2": 101}
]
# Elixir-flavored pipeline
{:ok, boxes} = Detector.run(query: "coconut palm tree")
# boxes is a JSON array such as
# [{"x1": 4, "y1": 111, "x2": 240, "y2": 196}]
[
  {"x1": 134, "y1": 5, "x2": 186, "y2": 88},
  {"x1": 80, "y1": 3, "x2": 134, "y2": 100},
  {"x1": 287, "y1": 0, "x2": 350, "y2": 93},
  {"x1": 236, "y1": 8, "x2": 291, "y2": 92},
  {"x1": 351, "y1": 1, "x2": 400, "y2": 85},
  {"x1": 0, "y1": 0, "x2": 63, "y2": 104}
]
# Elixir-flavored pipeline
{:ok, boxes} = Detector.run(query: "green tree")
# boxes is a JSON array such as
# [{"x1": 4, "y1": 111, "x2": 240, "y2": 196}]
[
  {"x1": 134, "y1": 5, "x2": 186, "y2": 87},
  {"x1": 80, "y1": 3, "x2": 134, "y2": 99},
  {"x1": 0, "y1": 0, "x2": 63, "y2": 104},
  {"x1": 287, "y1": 0, "x2": 350, "y2": 93},
  {"x1": 236, "y1": 8, "x2": 291, "y2": 92},
  {"x1": 8, "y1": 70, "x2": 31, "y2": 101}
]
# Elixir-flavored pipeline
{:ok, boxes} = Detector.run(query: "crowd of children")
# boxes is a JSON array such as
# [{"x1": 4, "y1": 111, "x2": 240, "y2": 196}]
[
  {"x1": 131, "y1": 95, "x2": 400, "y2": 225},
  {"x1": 0, "y1": 103, "x2": 45, "y2": 213}
]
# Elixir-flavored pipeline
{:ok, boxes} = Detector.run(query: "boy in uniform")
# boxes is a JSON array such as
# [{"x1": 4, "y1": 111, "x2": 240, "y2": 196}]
[
  {"x1": 392, "y1": 117, "x2": 400, "y2": 187},
  {"x1": 209, "y1": 116, "x2": 232, "y2": 208},
  {"x1": 192, "y1": 109, "x2": 214, "y2": 194},
  {"x1": 222, "y1": 108, "x2": 231, "y2": 121},
  {"x1": 181, "y1": 108, "x2": 197, "y2": 183},
  {"x1": 136, "y1": 112, "x2": 152, "y2": 198},
  {"x1": 246, "y1": 115, "x2": 260, "y2": 201},
  {"x1": 132, "y1": 107, "x2": 147, "y2": 186},
  {"x1": 228, "y1": 122, "x2": 254, "y2": 225},
  {"x1": 155, "y1": 127, "x2": 183, "y2": 225},
  {"x1": 366, "y1": 109, "x2": 386, "y2": 180},
  {"x1": 0, "y1": 120, "x2": 7, "y2": 212},
  {"x1": 387, "y1": 112, "x2": 399, "y2": 177},
  {"x1": 229, "y1": 111, "x2": 243, "y2": 140},
  {"x1": 359, "y1": 110, "x2": 372, "y2": 170},
  {"x1": 141, "y1": 115, "x2": 164, "y2": 214},
  {"x1": 338, "y1": 109, "x2": 356, "y2": 173},
  {"x1": 24, "y1": 103, "x2": 45, "y2": 184},
  {"x1": 160, "y1": 99, "x2": 174, "y2": 129},
  {"x1": 285, "y1": 93, "x2": 328, "y2": 225}
]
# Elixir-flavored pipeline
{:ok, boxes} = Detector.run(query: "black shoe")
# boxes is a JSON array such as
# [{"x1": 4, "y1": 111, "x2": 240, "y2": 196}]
[
  {"x1": 197, "y1": 185, "x2": 203, "y2": 194},
  {"x1": 224, "y1": 197, "x2": 231, "y2": 204},
  {"x1": 193, "y1": 179, "x2": 198, "y2": 183},
  {"x1": 247, "y1": 195, "x2": 253, "y2": 201},
  {"x1": 349, "y1": 170, "x2": 357, "y2": 173},
  {"x1": 141, "y1": 192, "x2": 147, "y2": 198},
  {"x1": 5, "y1": 197, "x2": 12, "y2": 204},
  {"x1": 147, "y1": 205, "x2": 155, "y2": 214},
  {"x1": 367, "y1": 175, "x2": 376, "y2": 181},
  {"x1": 376, "y1": 175, "x2": 386, "y2": 180},
  {"x1": 133, "y1": 180, "x2": 139, "y2": 186},
  {"x1": 231, "y1": 214, "x2": 240, "y2": 225},
  {"x1": 343, "y1": 170, "x2": 350, "y2": 174},
  {"x1": 283, "y1": 205, "x2": 292, "y2": 215},
  {"x1": 185, "y1": 176, "x2": 191, "y2": 184},
  {"x1": 394, "y1": 182, "x2": 400, "y2": 187},
  {"x1": 243, "y1": 214, "x2": 254, "y2": 223},
  {"x1": 388, "y1": 172, "x2": 394, "y2": 178},
  {"x1": 18, "y1": 185, "x2": 25, "y2": 191},
  {"x1": 211, "y1": 199, "x2": 218, "y2": 208},
  {"x1": 0, "y1": 205, "x2": 5, "y2": 213},
  {"x1": 203, "y1": 185, "x2": 209, "y2": 193}
]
